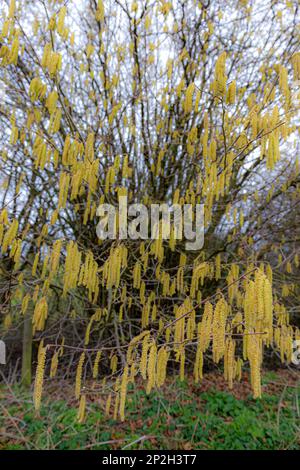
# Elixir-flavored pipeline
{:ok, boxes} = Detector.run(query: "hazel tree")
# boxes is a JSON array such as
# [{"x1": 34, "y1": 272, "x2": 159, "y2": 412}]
[{"x1": 0, "y1": 0, "x2": 299, "y2": 421}]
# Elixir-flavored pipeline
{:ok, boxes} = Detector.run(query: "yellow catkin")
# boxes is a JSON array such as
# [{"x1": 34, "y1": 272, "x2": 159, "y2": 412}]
[
  {"x1": 103, "y1": 246, "x2": 126, "y2": 289},
  {"x1": 200, "y1": 301, "x2": 213, "y2": 352},
  {"x1": 212, "y1": 298, "x2": 227, "y2": 363},
  {"x1": 184, "y1": 83, "x2": 195, "y2": 114},
  {"x1": 262, "y1": 274, "x2": 273, "y2": 344},
  {"x1": 92, "y1": 351, "x2": 101, "y2": 379},
  {"x1": 63, "y1": 241, "x2": 82, "y2": 295},
  {"x1": 8, "y1": 0, "x2": 16, "y2": 18},
  {"x1": 151, "y1": 303, "x2": 157, "y2": 322},
  {"x1": 227, "y1": 80, "x2": 236, "y2": 104},
  {"x1": 48, "y1": 108, "x2": 62, "y2": 134},
  {"x1": 8, "y1": 37, "x2": 19, "y2": 65},
  {"x1": 127, "y1": 331, "x2": 150, "y2": 365},
  {"x1": 84, "y1": 316, "x2": 94, "y2": 346},
  {"x1": 133, "y1": 262, "x2": 141, "y2": 288},
  {"x1": 129, "y1": 362, "x2": 137, "y2": 383},
  {"x1": 113, "y1": 392, "x2": 120, "y2": 421},
  {"x1": 179, "y1": 346, "x2": 185, "y2": 381},
  {"x1": 105, "y1": 393, "x2": 112, "y2": 417},
  {"x1": 156, "y1": 346, "x2": 168, "y2": 387},
  {"x1": 174, "y1": 306, "x2": 185, "y2": 353},
  {"x1": 29, "y1": 77, "x2": 47, "y2": 101},
  {"x1": 119, "y1": 365, "x2": 129, "y2": 421},
  {"x1": 215, "y1": 254, "x2": 221, "y2": 280},
  {"x1": 277, "y1": 325, "x2": 293, "y2": 363},
  {"x1": 122, "y1": 155, "x2": 132, "y2": 179},
  {"x1": 21, "y1": 293, "x2": 30, "y2": 314},
  {"x1": 236, "y1": 358, "x2": 243, "y2": 381},
  {"x1": 248, "y1": 333, "x2": 262, "y2": 398},
  {"x1": 41, "y1": 254, "x2": 49, "y2": 279},
  {"x1": 46, "y1": 90, "x2": 58, "y2": 114},
  {"x1": 146, "y1": 342, "x2": 157, "y2": 394},
  {"x1": 110, "y1": 354, "x2": 118, "y2": 374},
  {"x1": 212, "y1": 52, "x2": 227, "y2": 97},
  {"x1": 176, "y1": 266, "x2": 184, "y2": 293},
  {"x1": 32, "y1": 253, "x2": 39, "y2": 276},
  {"x1": 50, "y1": 351, "x2": 59, "y2": 378},
  {"x1": 2, "y1": 219, "x2": 18, "y2": 254},
  {"x1": 75, "y1": 352, "x2": 85, "y2": 399},
  {"x1": 244, "y1": 269, "x2": 273, "y2": 350},
  {"x1": 77, "y1": 394, "x2": 86, "y2": 424},
  {"x1": 32, "y1": 285, "x2": 40, "y2": 302},
  {"x1": 140, "y1": 333, "x2": 150, "y2": 379},
  {"x1": 291, "y1": 52, "x2": 300, "y2": 81},
  {"x1": 85, "y1": 132, "x2": 95, "y2": 162},
  {"x1": 50, "y1": 239, "x2": 62, "y2": 276},
  {"x1": 32, "y1": 297, "x2": 48, "y2": 332},
  {"x1": 224, "y1": 338, "x2": 236, "y2": 389},
  {"x1": 194, "y1": 336, "x2": 203, "y2": 384},
  {"x1": 58, "y1": 172, "x2": 70, "y2": 209},
  {"x1": 190, "y1": 262, "x2": 209, "y2": 298},
  {"x1": 96, "y1": 0, "x2": 105, "y2": 21},
  {"x1": 33, "y1": 344, "x2": 47, "y2": 411},
  {"x1": 140, "y1": 281, "x2": 146, "y2": 304}
]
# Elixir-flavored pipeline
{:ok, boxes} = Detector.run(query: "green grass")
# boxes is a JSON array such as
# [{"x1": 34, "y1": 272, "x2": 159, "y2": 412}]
[{"x1": 1, "y1": 376, "x2": 299, "y2": 450}]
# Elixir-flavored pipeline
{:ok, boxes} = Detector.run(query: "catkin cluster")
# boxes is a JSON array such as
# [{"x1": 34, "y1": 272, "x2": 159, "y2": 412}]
[{"x1": 33, "y1": 343, "x2": 47, "y2": 411}]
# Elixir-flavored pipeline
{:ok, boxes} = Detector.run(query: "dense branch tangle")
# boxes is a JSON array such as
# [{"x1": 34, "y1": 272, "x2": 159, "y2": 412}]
[{"x1": 0, "y1": 0, "x2": 300, "y2": 422}]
